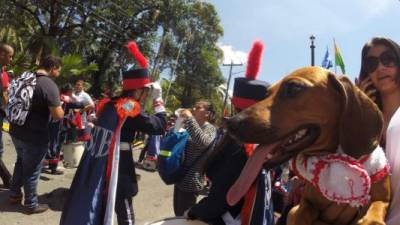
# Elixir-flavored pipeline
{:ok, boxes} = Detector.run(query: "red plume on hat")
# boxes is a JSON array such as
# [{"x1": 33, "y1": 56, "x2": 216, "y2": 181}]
[
  {"x1": 245, "y1": 40, "x2": 264, "y2": 80},
  {"x1": 125, "y1": 41, "x2": 149, "y2": 69},
  {"x1": 122, "y1": 41, "x2": 151, "y2": 91}
]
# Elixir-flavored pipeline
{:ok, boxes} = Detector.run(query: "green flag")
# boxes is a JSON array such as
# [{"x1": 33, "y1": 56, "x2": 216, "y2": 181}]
[{"x1": 334, "y1": 40, "x2": 346, "y2": 74}]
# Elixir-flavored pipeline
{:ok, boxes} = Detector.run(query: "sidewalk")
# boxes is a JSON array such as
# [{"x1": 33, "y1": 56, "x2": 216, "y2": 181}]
[{"x1": 0, "y1": 132, "x2": 175, "y2": 225}]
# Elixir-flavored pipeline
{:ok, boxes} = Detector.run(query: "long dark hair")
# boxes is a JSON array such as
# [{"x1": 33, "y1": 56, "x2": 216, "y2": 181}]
[{"x1": 358, "y1": 37, "x2": 400, "y2": 109}]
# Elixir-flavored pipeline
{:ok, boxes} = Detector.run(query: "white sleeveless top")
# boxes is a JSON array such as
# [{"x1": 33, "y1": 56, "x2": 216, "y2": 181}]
[{"x1": 386, "y1": 107, "x2": 400, "y2": 225}]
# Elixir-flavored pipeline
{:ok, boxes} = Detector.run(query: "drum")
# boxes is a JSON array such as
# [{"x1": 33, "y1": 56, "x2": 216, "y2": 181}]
[
  {"x1": 148, "y1": 217, "x2": 208, "y2": 225},
  {"x1": 63, "y1": 142, "x2": 85, "y2": 168}
]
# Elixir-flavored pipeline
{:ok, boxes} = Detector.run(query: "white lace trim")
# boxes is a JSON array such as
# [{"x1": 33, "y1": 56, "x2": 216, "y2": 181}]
[{"x1": 290, "y1": 146, "x2": 389, "y2": 207}]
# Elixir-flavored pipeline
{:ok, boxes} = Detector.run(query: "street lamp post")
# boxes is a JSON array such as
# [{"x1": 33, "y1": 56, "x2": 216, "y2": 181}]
[{"x1": 310, "y1": 35, "x2": 315, "y2": 66}]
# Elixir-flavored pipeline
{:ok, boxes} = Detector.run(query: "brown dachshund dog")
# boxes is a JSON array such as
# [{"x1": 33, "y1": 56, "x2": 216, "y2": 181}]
[{"x1": 226, "y1": 67, "x2": 390, "y2": 225}]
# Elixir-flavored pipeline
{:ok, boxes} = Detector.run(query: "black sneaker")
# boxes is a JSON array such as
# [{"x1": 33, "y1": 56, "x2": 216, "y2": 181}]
[{"x1": 25, "y1": 204, "x2": 49, "y2": 214}]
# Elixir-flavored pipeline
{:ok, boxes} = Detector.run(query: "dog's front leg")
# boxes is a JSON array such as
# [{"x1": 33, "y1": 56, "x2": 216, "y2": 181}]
[
  {"x1": 287, "y1": 199, "x2": 320, "y2": 225},
  {"x1": 357, "y1": 176, "x2": 390, "y2": 225}
]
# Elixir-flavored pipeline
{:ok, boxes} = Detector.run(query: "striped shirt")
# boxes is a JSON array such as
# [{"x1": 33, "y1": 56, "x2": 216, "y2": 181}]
[{"x1": 176, "y1": 117, "x2": 216, "y2": 193}]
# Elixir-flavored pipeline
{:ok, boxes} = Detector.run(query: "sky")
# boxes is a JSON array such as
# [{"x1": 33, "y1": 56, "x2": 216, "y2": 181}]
[{"x1": 207, "y1": 0, "x2": 400, "y2": 86}]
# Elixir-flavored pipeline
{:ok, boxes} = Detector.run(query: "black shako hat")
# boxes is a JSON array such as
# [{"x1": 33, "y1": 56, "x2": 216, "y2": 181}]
[
  {"x1": 122, "y1": 41, "x2": 151, "y2": 91},
  {"x1": 232, "y1": 40, "x2": 270, "y2": 110}
]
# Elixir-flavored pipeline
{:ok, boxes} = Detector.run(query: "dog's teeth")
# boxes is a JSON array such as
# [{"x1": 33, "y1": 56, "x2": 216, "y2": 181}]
[
  {"x1": 295, "y1": 133, "x2": 302, "y2": 140},
  {"x1": 266, "y1": 153, "x2": 273, "y2": 159},
  {"x1": 298, "y1": 129, "x2": 307, "y2": 136}
]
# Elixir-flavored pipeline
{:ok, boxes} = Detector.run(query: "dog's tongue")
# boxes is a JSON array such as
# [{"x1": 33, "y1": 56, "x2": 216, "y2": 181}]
[{"x1": 226, "y1": 142, "x2": 281, "y2": 206}]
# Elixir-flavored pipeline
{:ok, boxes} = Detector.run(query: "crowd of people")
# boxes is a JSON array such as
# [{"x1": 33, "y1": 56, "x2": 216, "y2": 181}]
[{"x1": 0, "y1": 35, "x2": 399, "y2": 225}]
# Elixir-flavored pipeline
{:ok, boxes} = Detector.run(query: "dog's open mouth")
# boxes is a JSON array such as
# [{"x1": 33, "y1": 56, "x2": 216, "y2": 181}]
[
  {"x1": 273, "y1": 125, "x2": 320, "y2": 159},
  {"x1": 226, "y1": 125, "x2": 320, "y2": 206}
]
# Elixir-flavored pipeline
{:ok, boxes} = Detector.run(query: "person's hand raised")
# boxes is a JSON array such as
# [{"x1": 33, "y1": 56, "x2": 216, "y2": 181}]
[
  {"x1": 180, "y1": 109, "x2": 193, "y2": 119},
  {"x1": 355, "y1": 77, "x2": 377, "y2": 102}
]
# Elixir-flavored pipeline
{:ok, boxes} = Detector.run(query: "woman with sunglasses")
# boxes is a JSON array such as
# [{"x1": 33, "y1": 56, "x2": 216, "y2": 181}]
[{"x1": 357, "y1": 37, "x2": 400, "y2": 225}]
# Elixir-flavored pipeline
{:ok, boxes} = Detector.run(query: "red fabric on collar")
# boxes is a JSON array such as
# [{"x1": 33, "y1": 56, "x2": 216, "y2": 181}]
[
  {"x1": 123, "y1": 78, "x2": 151, "y2": 90},
  {"x1": 232, "y1": 96, "x2": 258, "y2": 110}
]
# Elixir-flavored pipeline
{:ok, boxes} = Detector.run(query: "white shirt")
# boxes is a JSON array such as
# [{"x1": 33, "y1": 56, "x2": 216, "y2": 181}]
[
  {"x1": 385, "y1": 106, "x2": 400, "y2": 225},
  {"x1": 72, "y1": 90, "x2": 94, "y2": 125},
  {"x1": 73, "y1": 90, "x2": 94, "y2": 107}
]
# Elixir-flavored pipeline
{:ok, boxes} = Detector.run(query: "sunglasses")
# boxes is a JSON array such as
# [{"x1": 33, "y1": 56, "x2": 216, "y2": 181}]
[{"x1": 363, "y1": 50, "x2": 398, "y2": 74}]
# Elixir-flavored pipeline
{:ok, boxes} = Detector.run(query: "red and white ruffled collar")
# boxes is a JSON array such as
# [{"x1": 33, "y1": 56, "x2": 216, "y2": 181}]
[{"x1": 290, "y1": 145, "x2": 390, "y2": 207}]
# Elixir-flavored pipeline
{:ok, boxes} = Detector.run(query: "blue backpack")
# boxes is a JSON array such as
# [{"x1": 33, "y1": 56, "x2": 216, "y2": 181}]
[{"x1": 157, "y1": 131, "x2": 190, "y2": 185}]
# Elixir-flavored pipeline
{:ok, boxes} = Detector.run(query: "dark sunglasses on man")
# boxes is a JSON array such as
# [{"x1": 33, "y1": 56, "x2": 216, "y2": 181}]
[{"x1": 363, "y1": 50, "x2": 398, "y2": 74}]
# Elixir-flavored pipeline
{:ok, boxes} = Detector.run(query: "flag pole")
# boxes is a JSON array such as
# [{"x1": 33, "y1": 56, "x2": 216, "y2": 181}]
[{"x1": 333, "y1": 38, "x2": 337, "y2": 74}]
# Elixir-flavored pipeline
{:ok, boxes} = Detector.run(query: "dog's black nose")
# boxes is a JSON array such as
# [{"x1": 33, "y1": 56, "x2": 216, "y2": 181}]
[{"x1": 227, "y1": 115, "x2": 243, "y2": 132}]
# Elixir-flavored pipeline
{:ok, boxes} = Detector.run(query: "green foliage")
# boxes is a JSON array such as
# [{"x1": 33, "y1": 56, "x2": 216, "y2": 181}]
[
  {"x1": 1, "y1": 0, "x2": 226, "y2": 120},
  {"x1": 57, "y1": 54, "x2": 99, "y2": 85},
  {"x1": 161, "y1": 78, "x2": 182, "y2": 113},
  {"x1": 61, "y1": 55, "x2": 98, "y2": 77},
  {"x1": 167, "y1": 2, "x2": 225, "y2": 108},
  {"x1": 7, "y1": 52, "x2": 35, "y2": 77}
]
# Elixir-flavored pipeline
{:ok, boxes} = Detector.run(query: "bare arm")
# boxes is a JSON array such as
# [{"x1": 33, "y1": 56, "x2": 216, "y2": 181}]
[
  {"x1": 83, "y1": 103, "x2": 95, "y2": 112},
  {"x1": 1, "y1": 90, "x2": 8, "y2": 106},
  {"x1": 49, "y1": 106, "x2": 64, "y2": 120}
]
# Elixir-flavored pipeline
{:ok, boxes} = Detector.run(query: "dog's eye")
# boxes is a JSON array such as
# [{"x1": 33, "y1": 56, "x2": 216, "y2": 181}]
[{"x1": 278, "y1": 82, "x2": 307, "y2": 98}]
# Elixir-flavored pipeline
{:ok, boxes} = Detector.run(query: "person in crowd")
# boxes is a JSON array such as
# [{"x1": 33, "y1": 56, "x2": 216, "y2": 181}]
[
  {"x1": 185, "y1": 40, "x2": 274, "y2": 225},
  {"x1": 113, "y1": 84, "x2": 166, "y2": 225},
  {"x1": 73, "y1": 79, "x2": 95, "y2": 141},
  {"x1": 8, "y1": 55, "x2": 64, "y2": 214},
  {"x1": 73, "y1": 79, "x2": 95, "y2": 111},
  {"x1": 100, "y1": 85, "x2": 112, "y2": 99},
  {"x1": 44, "y1": 83, "x2": 85, "y2": 175},
  {"x1": 357, "y1": 37, "x2": 400, "y2": 225},
  {"x1": 100, "y1": 41, "x2": 167, "y2": 225},
  {"x1": 0, "y1": 43, "x2": 13, "y2": 188},
  {"x1": 173, "y1": 99, "x2": 217, "y2": 216}
]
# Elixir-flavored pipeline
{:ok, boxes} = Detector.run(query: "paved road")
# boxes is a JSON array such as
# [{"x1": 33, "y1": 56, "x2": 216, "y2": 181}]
[{"x1": 0, "y1": 132, "x2": 175, "y2": 225}]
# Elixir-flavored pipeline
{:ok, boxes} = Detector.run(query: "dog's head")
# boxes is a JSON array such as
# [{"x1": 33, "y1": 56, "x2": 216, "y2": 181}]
[{"x1": 226, "y1": 67, "x2": 383, "y2": 205}]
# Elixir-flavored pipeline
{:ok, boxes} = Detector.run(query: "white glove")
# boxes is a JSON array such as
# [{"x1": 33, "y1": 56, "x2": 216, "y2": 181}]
[
  {"x1": 150, "y1": 82, "x2": 165, "y2": 113},
  {"x1": 151, "y1": 82, "x2": 162, "y2": 101}
]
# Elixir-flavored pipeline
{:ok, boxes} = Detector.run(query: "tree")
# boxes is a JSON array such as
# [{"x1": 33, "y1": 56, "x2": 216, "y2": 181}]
[
  {"x1": 172, "y1": 2, "x2": 224, "y2": 107},
  {"x1": 1, "y1": 0, "x2": 225, "y2": 115},
  {"x1": 1, "y1": 0, "x2": 161, "y2": 93},
  {"x1": 58, "y1": 54, "x2": 98, "y2": 85}
]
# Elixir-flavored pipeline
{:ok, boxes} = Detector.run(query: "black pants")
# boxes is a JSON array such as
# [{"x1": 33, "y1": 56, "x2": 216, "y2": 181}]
[
  {"x1": 173, "y1": 185, "x2": 198, "y2": 216},
  {"x1": 46, "y1": 121, "x2": 64, "y2": 170},
  {"x1": 0, "y1": 113, "x2": 10, "y2": 187},
  {"x1": 115, "y1": 195, "x2": 134, "y2": 225},
  {"x1": 115, "y1": 151, "x2": 138, "y2": 225}
]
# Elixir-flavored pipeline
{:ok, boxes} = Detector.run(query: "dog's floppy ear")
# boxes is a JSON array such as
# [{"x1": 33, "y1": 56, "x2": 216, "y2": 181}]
[{"x1": 328, "y1": 73, "x2": 383, "y2": 158}]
